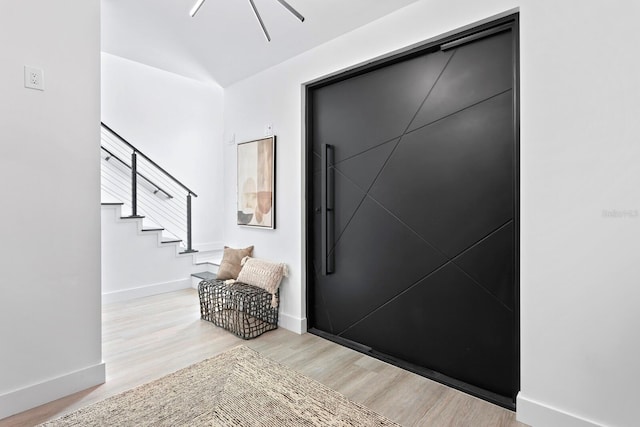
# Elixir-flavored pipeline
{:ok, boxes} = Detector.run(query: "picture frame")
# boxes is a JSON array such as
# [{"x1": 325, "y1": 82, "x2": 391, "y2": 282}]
[{"x1": 237, "y1": 135, "x2": 276, "y2": 229}]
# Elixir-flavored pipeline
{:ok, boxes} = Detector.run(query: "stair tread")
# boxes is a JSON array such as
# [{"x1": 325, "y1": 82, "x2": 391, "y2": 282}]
[
  {"x1": 142, "y1": 227, "x2": 164, "y2": 232},
  {"x1": 161, "y1": 238, "x2": 182, "y2": 243},
  {"x1": 101, "y1": 202, "x2": 124, "y2": 206},
  {"x1": 191, "y1": 271, "x2": 217, "y2": 280},
  {"x1": 120, "y1": 215, "x2": 145, "y2": 219},
  {"x1": 195, "y1": 260, "x2": 220, "y2": 266}
]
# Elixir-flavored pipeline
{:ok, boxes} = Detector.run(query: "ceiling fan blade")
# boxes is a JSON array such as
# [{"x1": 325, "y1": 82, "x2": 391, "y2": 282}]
[
  {"x1": 248, "y1": 0, "x2": 271, "y2": 42},
  {"x1": 274, "y1": 0, "x2": 305, "y2": 22},
  {"x1": 190, "y1": 0, "x2": 206, "y2": 17}
]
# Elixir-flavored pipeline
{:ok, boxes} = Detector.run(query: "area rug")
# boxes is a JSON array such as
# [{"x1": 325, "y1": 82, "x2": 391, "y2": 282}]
[{"x1": 40, "y1": 345, "x2": 399, "y2": 426}]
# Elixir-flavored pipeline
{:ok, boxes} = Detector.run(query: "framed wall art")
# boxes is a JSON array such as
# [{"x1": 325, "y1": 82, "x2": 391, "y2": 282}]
[{"x1": 237, "y1": 136, "x2": 276, "y2": 229}]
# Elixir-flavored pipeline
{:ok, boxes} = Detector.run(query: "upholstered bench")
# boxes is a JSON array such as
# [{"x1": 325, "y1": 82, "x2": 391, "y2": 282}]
[{"x1": 198, "y1": 279, "x2": 279, "y2": 339}]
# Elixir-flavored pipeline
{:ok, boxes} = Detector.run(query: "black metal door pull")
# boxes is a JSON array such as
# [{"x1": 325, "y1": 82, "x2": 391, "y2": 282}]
[{"x1": 321, "y1": 144, "x2": 335, "y2": 275}]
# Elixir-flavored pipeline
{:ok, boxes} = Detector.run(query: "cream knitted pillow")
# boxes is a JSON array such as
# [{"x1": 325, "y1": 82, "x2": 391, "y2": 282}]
[{"x1": 235, "y1": 256, "x2": 288, "y2": 307}]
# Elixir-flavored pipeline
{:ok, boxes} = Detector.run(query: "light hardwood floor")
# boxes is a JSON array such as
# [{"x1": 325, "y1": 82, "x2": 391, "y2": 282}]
[{"x1": 1, "y1": 289, "x2": 528, "y2": 427}]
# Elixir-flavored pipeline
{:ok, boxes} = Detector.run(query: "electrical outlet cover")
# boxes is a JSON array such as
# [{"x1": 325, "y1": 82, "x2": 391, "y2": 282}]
[{"x1": 24, "y1": 66, "x2": 44, "y2": 91}]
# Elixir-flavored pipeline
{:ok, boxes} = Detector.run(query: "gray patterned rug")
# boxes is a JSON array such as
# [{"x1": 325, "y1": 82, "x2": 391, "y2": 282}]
[{"x1": 41, "y1": 345, "x2": 399, "y2": 426}]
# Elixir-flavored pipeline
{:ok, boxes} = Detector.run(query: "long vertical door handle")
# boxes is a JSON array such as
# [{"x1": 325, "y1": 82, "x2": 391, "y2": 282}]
[{"x1": 321, "y1": 144, "x2": 335, "y2": 275}]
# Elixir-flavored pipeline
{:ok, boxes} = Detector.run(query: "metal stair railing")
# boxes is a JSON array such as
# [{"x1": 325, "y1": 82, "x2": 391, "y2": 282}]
[{"x1": 100, "y1": 122, "x2": 198, "y2": 253}]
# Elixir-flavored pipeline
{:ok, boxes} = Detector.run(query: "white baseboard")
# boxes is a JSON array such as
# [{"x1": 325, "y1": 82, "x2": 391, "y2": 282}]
[
  {"x1": 278, "y1": 312, "x2": 307, "y2": 334},
  {"x1": 0, "y1": 362, "x2": 105, "y2": 420},
  {"x1": 192, "y1": 276, "x2": 201, "y2": 289},
  {"x1": 517, "y1": 393, "x2": 604, "y2": 427},
  {"x1": 102, "y1": 278, "x2": 191, "y2": 304}
]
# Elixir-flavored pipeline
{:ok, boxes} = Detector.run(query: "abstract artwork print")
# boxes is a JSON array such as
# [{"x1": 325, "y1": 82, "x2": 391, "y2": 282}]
[{"x1": 237, "y1": 136, "x2": 275, "y2": 228}]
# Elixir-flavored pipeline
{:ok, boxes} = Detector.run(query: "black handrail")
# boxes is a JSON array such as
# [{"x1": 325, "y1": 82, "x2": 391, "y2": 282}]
[
  {"x1": 101, "y1": 146, "x2": 173, "y2": 199},
  {"x1": 101, "y1": 122, "x2": 198, "y2": 197}
]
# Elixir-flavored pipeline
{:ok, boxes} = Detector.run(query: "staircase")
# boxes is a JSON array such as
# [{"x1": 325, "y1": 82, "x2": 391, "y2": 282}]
[{"x1": 100, "y1": 124, "x2": 220, "y2": 303}]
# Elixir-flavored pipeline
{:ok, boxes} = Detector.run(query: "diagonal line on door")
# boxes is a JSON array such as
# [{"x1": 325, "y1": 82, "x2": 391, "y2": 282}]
[
  {"x1": 334, "y1": 197, "x2": 515, "y2": 337},
  {"x1": 325, "y1": 51, "x2": 458, "y2": 254},
  {"x1": 362, "y1": 49, "x2": 458, "y2": 197},
  {"x1": 366, "y1": 193, "x2": 515, "y2": 310}
]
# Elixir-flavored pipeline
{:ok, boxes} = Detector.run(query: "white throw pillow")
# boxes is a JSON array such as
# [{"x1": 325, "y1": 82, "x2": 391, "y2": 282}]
[{"x1": 236, "y1": 256, "x2": 288, "y2": 307}]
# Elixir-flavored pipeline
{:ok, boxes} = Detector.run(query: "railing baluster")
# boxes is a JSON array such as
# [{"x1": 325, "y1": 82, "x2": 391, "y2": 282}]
[
  {"x1": 185, "y1": 193, "x2": 194, "y2": 253},
  {"x1": 131, "y1": 151, "x2": 138, "y2": 217}
]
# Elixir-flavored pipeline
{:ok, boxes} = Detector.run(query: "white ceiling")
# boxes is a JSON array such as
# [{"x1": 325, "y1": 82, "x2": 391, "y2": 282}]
[{"x1": 102, "y1": 0, "x2": 421, "y2": 87}]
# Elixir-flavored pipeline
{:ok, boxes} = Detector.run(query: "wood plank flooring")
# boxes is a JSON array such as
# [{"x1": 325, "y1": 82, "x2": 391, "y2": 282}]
[{"x1": 1, "y1": 289, "x2": 528, "y2": 427}]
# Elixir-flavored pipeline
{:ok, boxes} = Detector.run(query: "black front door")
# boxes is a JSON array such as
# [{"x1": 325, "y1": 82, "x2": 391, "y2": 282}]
[{"x1": 306, "y1": 19, "x2": 519, "y2": 406}]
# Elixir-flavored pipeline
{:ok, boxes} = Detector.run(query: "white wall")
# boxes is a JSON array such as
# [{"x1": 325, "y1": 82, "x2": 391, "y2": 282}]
[
  {"x1": 518, "y1": 2, "x2": 640, "y2": 426},
  {"x1": 0, "y1": 0, "x2": 104, "y2": 419},
  {"x1": 101, "y1": 53, "x2": 225, "y2": 251},
  {"x1": 222, "y1": 1, "x2": 640, "y2": 426}
]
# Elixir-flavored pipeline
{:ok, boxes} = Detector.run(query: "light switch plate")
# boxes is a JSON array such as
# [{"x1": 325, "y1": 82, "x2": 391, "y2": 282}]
[{"x1": 24, "y1": 66, "x2": 44, "y2": 91}]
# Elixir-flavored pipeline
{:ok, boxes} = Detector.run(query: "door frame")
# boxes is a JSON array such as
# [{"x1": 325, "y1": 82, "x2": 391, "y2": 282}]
[{"x1": 303, "y1": 12, "x2": 520, "y2": 409}]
